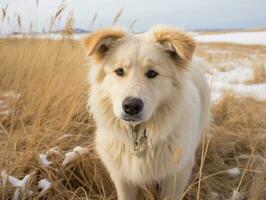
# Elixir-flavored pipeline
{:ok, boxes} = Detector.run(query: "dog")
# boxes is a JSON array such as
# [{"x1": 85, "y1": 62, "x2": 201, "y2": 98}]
[{"x1": 82, "y1": 25, "x2": 209, "y2": 200}]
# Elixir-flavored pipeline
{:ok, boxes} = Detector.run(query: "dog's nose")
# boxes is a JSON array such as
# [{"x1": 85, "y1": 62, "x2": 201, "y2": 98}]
[{"x1": 122, "y1": 97, "x2": 143, "y2": 116}]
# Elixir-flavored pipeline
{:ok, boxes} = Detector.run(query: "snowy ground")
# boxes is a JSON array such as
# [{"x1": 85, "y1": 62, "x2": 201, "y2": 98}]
[
  {"x1": 195, "y1": 31, "x2": 266, "y2": 45},
  {"x1": 197, "y1": 39, "x2": 266, "y2": 102},
  {"x1": 205, "y1": 64, "x2": 266, "y2": 102}
]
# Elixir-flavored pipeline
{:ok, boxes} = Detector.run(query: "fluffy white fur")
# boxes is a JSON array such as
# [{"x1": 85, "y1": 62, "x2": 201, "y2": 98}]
[{"x1": 82, "y1": 25, "x2": 210, "y2": 200}]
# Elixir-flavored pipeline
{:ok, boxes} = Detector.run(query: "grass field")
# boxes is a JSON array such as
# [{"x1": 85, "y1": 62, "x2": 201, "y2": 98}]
[{"x1": 0, "y1": 36, "x2": 266, "y2": 200}]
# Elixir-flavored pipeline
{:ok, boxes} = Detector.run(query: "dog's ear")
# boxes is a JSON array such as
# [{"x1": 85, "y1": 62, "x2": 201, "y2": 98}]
[
  {"x1": 151, "y1": 26, "x2": 195, "y2": 67},
  {"x1": 82, "y1": 27, "x2": 125, "y2": 59}
]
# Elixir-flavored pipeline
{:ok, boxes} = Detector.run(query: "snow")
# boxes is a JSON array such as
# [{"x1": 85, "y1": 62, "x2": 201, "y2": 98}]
[
  {"x1": 1, "y1": 170, "x2": 34, "y2": 200},
  {"x1": 39, "y1": 154, "x2": 53, "y2": 166},
  {"x1": 227, "y1": 167, "x2": 240, "y2": 177},
  {"x1": 8, "y1": 174, "x2": 28, "y2": 188},
  {"x1": 1, "y1": 170, "x2": 52, "y2": 198},
  {"x1": 1, "y1": 170, "x2": 31, "y2": 190},
  {"x1": 62, "y1": 146, "x2": 89, "y2": 166},
  {"x1": 38, "y1": 179, "x2": 51, "y2": 194},
  {"x1": 206, "y1": 65, "x2": 266, "y2": 103},
  {"x1": 73, "y1": 146, "x2": 89, "y2": 154},
  {"x1": 8, "y1": 172, "x2": 34, "y2": 191},
  {"x1": 39, "y1": 145, "x2": 89, "y2": 167},
  {"x1": 195, "y1": 31, "x2": 266, "y2": 45}
]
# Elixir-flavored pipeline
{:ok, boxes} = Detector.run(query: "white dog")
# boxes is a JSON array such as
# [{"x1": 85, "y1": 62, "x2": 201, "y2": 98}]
[{"x1": 82, "y1": 25, "x2": 209, "y2": 200}]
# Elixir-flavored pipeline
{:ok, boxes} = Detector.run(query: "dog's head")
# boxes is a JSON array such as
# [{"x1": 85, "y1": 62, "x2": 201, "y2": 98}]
[{"x1": 83, "y1": 26, "x2": 195, "y2": 126}]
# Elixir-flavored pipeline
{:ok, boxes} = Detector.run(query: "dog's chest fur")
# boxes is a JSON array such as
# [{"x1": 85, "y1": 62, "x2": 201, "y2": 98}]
[{"x1": 96, "y1": 131, "x2": 181, "y2": 184}]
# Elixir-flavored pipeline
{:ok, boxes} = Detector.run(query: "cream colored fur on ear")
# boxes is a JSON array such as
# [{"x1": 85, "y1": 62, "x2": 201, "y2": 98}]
[
  {"x1": 82, "y1": 27, "x2": 125, "y2": 57},
  {"x1": 150, "y1": 25, "x2": 195, "y2": 65}
]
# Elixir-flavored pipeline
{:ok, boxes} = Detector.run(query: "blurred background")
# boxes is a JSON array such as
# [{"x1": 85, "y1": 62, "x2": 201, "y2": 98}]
[{"x1": 1, "y1": 0, "x2": 266, "y2": 34}]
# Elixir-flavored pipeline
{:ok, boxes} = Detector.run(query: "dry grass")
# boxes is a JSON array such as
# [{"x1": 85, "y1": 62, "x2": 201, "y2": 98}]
[
  {"x1": 0, "y1": 37, "x2": 265, "y2": 200},
  {"x1": 196, "y1": 43, "x2": 266, "y2": 65},
  {"x1": 0, "y1": 38, "x2": 93, "y2": 199},
  {"x1": 249, "y1": 60, "x2": 266, "y2": 84},
  {"x1": 198, "y1": 28, "x2": 266, "y2": 35}
]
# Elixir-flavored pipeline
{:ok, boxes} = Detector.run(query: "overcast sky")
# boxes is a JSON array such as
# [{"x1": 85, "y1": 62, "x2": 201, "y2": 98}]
[{"x1": 1, "y1": 0, "x2": 266, "y2": 33}]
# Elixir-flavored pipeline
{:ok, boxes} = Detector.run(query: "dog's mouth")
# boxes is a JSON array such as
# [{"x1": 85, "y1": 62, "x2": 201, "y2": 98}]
[
  {"x1": 122, "y1": 118, "x2": 140, "y2": 122},
  {"x1": 122, "y1": 115, "x2": 143, "y2": 123},
  {"x1": 122, "y1": 118, "x2": 143, "y2": 126}
]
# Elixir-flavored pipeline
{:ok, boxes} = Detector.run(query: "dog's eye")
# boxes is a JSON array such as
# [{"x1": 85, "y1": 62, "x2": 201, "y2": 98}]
[
  {"x1": 145, "y1": 70, "x2": 158, "y2": 79},
  {"x1": 115, "y1": 68, "x2": 125, "y2": 77}
]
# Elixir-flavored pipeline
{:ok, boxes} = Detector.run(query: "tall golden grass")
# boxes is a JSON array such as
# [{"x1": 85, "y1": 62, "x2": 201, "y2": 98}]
[{"x1": 250, "y1": 60, "x2": 266, "y2": 84}]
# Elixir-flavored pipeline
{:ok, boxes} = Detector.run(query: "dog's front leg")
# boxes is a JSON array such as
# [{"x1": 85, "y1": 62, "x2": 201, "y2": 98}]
[
  {"x1": 159, "y1": 158, "x2": 195, "y2": 200},
  {"x1": 111, "y1": 175, "x2": 137, "y2": 200}
]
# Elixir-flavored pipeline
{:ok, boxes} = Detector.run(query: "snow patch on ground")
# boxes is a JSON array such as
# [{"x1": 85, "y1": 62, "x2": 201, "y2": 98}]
[
  {"x1": 39, "y1": 154, "x2": 53, "y2": 167},
  {"x1": 37, "y1": 145, "x2": 89, "y2": 167},
  {"x1": 1, "y1": 170, "x2": 34, "y2": 200},
  {"x1": 195, "y1": 31, "x2": 266, "y2": 45},
  {"x1": 227, "y1": 167, "x2": 241, "y2": 177},
  {"x1": 62, "y1": 146, "x2": 89, "y2": 166},
  {"x1": 206, "y1": 64, "x2": 266, "y2": 102},
  {"x1": 1, "y1": 170, "x2": 34, "y2": 190},
  {"x1": 38, "y1": 179, "x2": 51, "y2": 194},
  {"x1": 0, "y1": 170, "x2": 51, "y2": 198}
]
